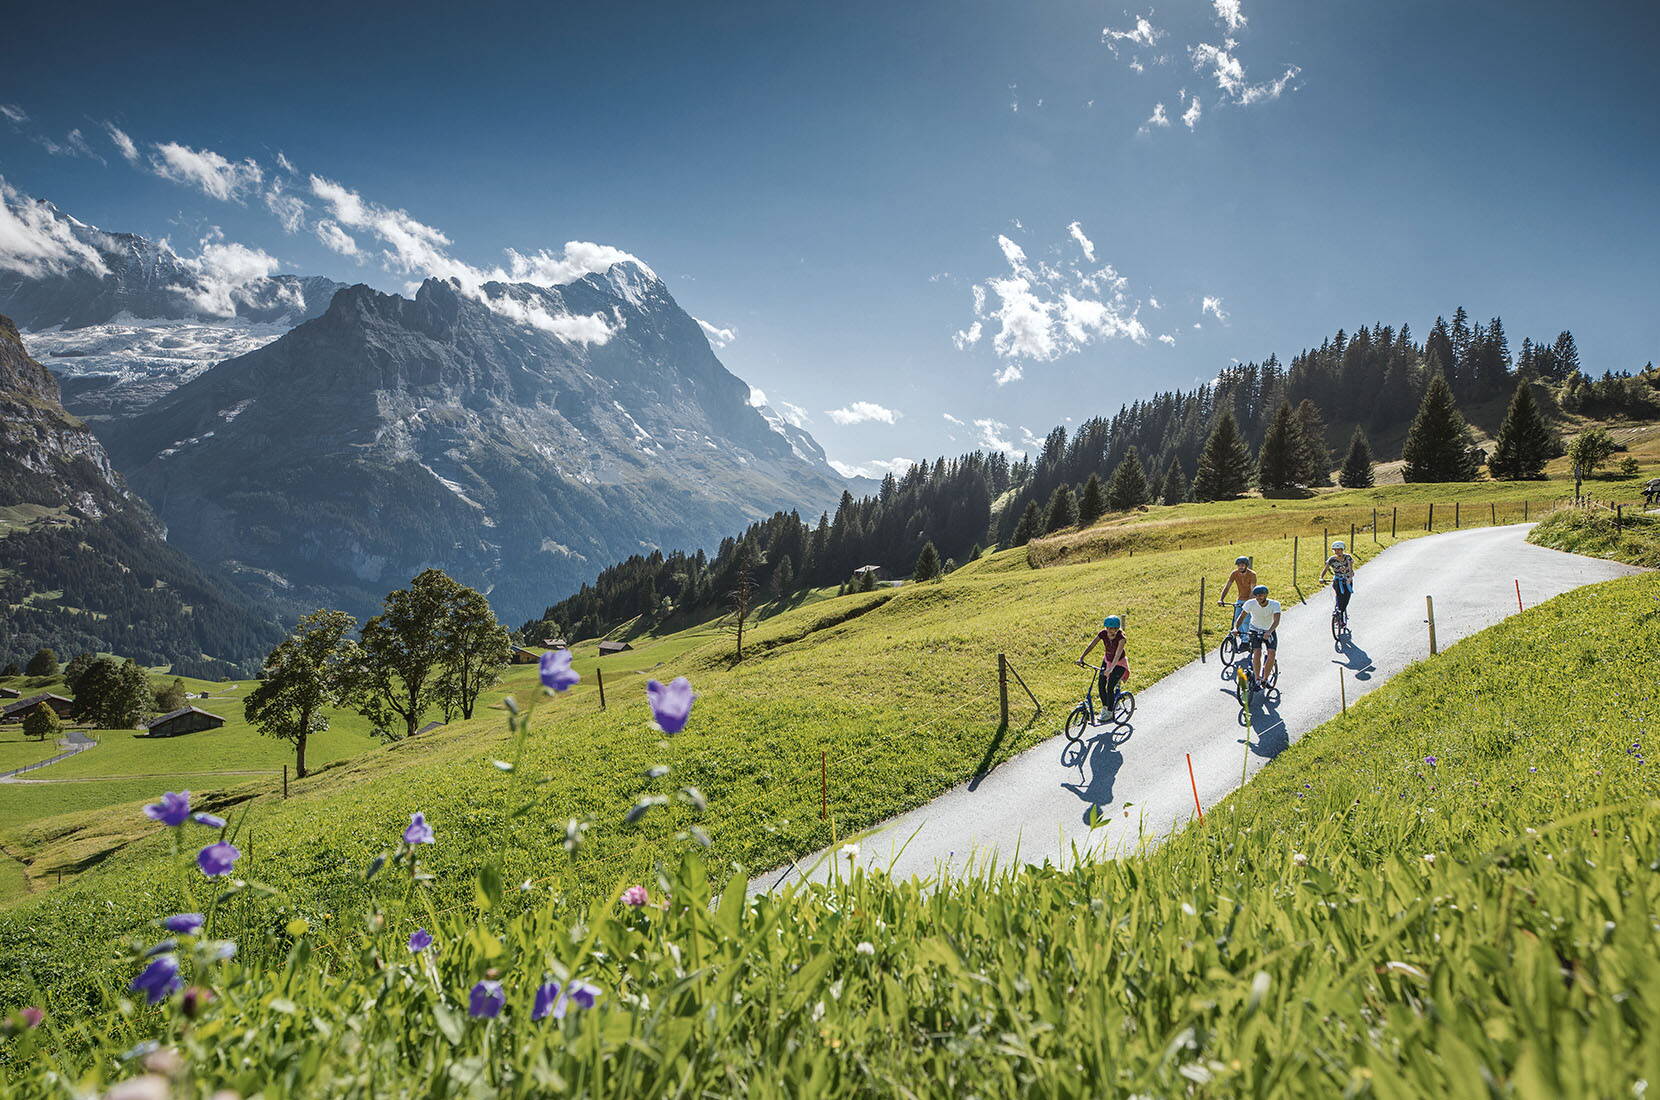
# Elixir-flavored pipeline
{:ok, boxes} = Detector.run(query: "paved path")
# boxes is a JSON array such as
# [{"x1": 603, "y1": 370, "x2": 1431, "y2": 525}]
[{"x1": 761, "y1": 525, "x2": 1642, "y2": 890}]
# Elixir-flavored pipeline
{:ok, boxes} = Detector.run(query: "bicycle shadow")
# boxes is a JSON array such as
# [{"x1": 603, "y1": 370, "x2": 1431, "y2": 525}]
[
  {"x1": 1333, "y1": 637, "x2": 1375, "y2": 680},
  {"x1": 1240, "y1": 693, "x2": 1289, "y2": 759},
  {"x1": 1061, "y1": 729, "x2": 1128, "y2": 824}
]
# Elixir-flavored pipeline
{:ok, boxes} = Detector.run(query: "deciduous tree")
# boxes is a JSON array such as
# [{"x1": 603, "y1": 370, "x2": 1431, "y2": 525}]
[{"x1": 246, "y1": 610, "x2": 361, "y2": 778}]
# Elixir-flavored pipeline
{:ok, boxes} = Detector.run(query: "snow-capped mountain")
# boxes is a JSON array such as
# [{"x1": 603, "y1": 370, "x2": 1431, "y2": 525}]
[
  {"x1": 0, "y1": 198, "x2": 343, "y2": 417},
  {"x1": 102, "y1": 265, "x2": 855, "y2": 622}
]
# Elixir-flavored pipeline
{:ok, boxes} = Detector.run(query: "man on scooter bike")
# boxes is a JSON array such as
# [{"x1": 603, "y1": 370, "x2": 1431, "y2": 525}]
[{"x1": 1232, "y1": 585, "x2": 1281, "y2": 689}]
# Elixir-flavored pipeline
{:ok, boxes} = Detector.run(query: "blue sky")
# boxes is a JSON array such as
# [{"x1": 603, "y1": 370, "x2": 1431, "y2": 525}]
[{"x1": 2, "y1": 0, "x2": 1656, "y2": 475}]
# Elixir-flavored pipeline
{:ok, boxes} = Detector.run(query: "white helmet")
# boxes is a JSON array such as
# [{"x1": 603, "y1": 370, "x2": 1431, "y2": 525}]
[{"x1": 1331, "y1": 540, "x2": 1346, "y2": 551}]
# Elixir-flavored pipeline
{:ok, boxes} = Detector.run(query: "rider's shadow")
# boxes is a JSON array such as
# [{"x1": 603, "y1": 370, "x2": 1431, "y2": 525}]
[
  {"x1": 1061, "y1": 732, "x2": 1127, "y2": 824},
  {"x1": 1242, "y1": 695, "x2": 1289, "y2": 759},
  {"x1": 1333, "y1": 638, "x2": 1375, "y2": 680}
]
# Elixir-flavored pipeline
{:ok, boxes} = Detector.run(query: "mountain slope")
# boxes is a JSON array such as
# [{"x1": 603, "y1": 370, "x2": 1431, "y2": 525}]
[
  {"x1": 103, "y1": 267, "x2": 852, "y2": 622},
  {"x1": 0, "y1": 316, "x2": 279, "y2": 675},
  {"x1": 0, "y1": 193, "x2": 344, "y2": 418}
]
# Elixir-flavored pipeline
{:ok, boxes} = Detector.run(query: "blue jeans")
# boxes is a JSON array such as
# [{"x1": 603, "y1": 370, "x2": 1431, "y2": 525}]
[{"x1": 1333, "y1": 578, "x2": 1353, "y2": 612}]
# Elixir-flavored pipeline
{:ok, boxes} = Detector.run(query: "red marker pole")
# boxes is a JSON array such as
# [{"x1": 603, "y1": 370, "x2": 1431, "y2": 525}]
[
  {"x1": 1515, "y1": 579, "x2": 1523, "y2": 612},
  {"x1": 1186, "y1": 753, "x2": 1204, "y2": 823}
]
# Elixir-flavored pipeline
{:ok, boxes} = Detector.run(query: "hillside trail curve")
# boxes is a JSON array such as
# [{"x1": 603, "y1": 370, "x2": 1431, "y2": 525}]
[{"x1": 759, "y1": 523, "x2": 1642, "y2": 891}]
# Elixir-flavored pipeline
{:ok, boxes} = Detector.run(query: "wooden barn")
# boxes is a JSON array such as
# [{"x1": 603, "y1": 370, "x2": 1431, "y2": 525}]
[
  {"x1": 542, "y1": 638, "x2": 568, "y2": 650},
  {"x1": 509, "y1": 646, "x2": 539, "y2": 665},
  {"x1": 0, "y1": 686, "x2": 19, "y2": 700},
  {"x1": 143, "y1": 706, "x2": 227, "y2": 737},
  {"x1": 2, "y1": 693, "x2": 73, "y2": 722},
  {"x1": 597, "y1": 640, "x2": 632, "y2": 657}
]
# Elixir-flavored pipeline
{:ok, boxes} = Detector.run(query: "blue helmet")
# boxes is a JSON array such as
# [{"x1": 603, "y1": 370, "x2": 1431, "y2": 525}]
[
  {"x1": 1235, "y1": 555, "x2": 1250, "y2": 565},
  {"x1": 1252, "y1": 584, "x2": 1269, "y2": 596},
  {"x1": 1102, "y1": 615, "x2": 1122, "y2": 629}
]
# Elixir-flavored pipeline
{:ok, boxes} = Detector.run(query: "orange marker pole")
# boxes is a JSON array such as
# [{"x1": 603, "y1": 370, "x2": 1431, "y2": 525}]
[
  {"x1": 1186, "y1": 753, "x2": 1204, "y2": 822},
  {"x1": 1515, "y1": 579, "x2": 1523, "y2": 612}
]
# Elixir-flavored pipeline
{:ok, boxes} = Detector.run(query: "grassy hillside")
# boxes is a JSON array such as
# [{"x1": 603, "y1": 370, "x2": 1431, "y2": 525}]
[
  {"x1": 1527, "y1": 506, "x2": 1660, "y2": 568},
  {"x1": 2, "y1": 567, "x2": 1653, "y2": 1095}
]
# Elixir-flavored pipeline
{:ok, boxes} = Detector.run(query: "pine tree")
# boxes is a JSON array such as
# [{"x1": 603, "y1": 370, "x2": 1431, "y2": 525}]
[
  {"x1": 1338, "y1": 427, "x2": 1375, "y2": 488},
  {"x1": 1401, "y1": 372, "x2": 1479, "y2": 482},
  {"x1": 913, "y1": 541, "x2": 941, "y2": 582},
  {"x1": 772, "y1": 554, "x2": 795, "y2": 595},
  {"x1": 1011, "y1": 500, "x2": 1043, "y2": 546},
  {"x1": 25, "y1": 648, "x2": 57, "y2": 678},
  {"x1": 1192, "y1": 411, "x2": 1254, "y2": 500},
  {"x1": 1159, "y1": 457, "x2": 1188, "y2": 504},
  {"x1": 1256, "y1": 402, "x2": 1301, "y2": 493},
  {"x1": 1078, "y1": 473, "x2": 1107, "y2": 526},
  {"x1": 1551, "y1": 331, "x2": 1581, "y2": 381},
  {"x1": 1488, "y1": 381, "x2": 1555, "y2": 480},
  {"x1": 1105, "y1": 447, "x2": 1151, "y2": 510},
  {"x1": 1292, "y1": 400, "x2": 1332, "y2": 486},
  {"x1": 1044, "y1": 485, "x2": 1079, "y2": 533}
]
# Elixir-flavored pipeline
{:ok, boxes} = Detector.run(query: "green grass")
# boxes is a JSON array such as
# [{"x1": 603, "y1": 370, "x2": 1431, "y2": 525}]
[
  {"x1": 1527, "y1": 506, "x2": 1660, "y2": 568},
  {"x1": 2, "y1": 571, "x2": 1654, "y2": 1096},
  {"x1": 0, "y1": 733, "x2": 63, "y2": 775}
]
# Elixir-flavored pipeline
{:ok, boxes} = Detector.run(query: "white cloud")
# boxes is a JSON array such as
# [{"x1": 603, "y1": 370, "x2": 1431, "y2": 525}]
[
  {"x1": 829, "y1": 457, "x2": 916, "y2": 479},
  {"x1": 1141, "y1": 103, "x2": 1171, "y2": 133},
  {"x1": 36, "y1": 129, "x2": 102, "y2": 161},
  {"x1": 1103, "y1": 14, "x2": 1164, "y2": 55},
  {"x1": 1067, "y1": 221, "x2": 1097, "y2": 262},
  {"x1": 104, "y1": 123, "x2": 139, "y2": 163},
  {"x1": 952, "y1": 320, "x2": 983, "y2": 349},
  {"x1": 149, "y1": 142, "x2": 264, "y2": 202},
  {"x1": 168, "y1": 230, "x2": 296, "y2": 318},
  {"x1": 827, "y1": 401, "x2": 902, "y2": 426},
  {"x1": 1190, "y1": 42, "x2": 1298, "y2": 105},
  {"x1": 1202, "y1": 295, "x2": 1230, "y2": 323},
  {"x1": 0, "y1": 178, "x2": 111, "y2": 278},
  {"x1": 942, "y1": 413, "x2": 965, "y2": 426},
  {"x1": 482, "y1": 291, "x2": 617, "y2": 344},
  {"x1": 0, "y1": 104, "x2": 27, "y2": 125},
  {"x1": 994, "y1": 363, "x2": 1024, "y2": 386},
  {"x1": 1158, "y1": 333, "x2": 1176, "y2": 345},
  {"x1": 695, "y1": 317, "x2": 736, "y2": 349},
  {"x1": 314, "y1": 218, "x2": 359, "y2": 256},
  {"x1": 1148, "y1": 296, "x2": 1162, "y2": 309},
  {"x1": 276, "y1": 152, "x2": 296, "y2": 174},
  {"x1": 1213, "y1": 0, "x2": 1247, "y2": 33},
  {"x1": 752, "y1": 389, "x2": 812, "y2": 427},
  {"x1": 264, "y1": 180, "x2": 307, "y2": 234},
  {"x1": 1182, "y1": 93, "x2": 1203, "y2": 129},
  {"x1": 973, "y1": 418, "x2": 1022, "y2": 456}
]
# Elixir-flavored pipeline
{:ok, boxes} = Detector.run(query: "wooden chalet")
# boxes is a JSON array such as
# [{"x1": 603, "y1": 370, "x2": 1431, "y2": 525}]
[
  {"x1": 2, "y1": 693, "x2": 73, "y2": 722},
  {"x1": 0, "y1": 685, "x2": 19, "y2": 700},
  {"x1": 509, "y1": 646, "x2": 539, "y2": 665},
  {"x1": 542, "y1": 638, "x2": 569, "y2": 650},
  {"x1": 597, "y1": 640, "x2": 632, "y2": 656},
  {"x1": 143, "y1": 706, "x2": 227, "y2": 737}
]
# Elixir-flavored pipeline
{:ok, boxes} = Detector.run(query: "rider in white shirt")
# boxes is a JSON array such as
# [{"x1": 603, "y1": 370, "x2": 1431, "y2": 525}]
[{"x1": 1232, "y1": 584, "x2": 1282, "y2": 686}]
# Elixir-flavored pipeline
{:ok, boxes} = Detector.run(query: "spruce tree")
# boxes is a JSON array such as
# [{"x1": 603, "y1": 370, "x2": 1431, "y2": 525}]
[
  {"x1": 1338, "y1": 427, "x2": 1375, "y2": 488},
  {"x1": 1292, "y1": 400, "x2": 1332, "y2": 486},
  {"x1": 1044, "y1": 485, "x2": 1079, "y2": 533},
  {"x1": 1192, "y1": 411, "x2": 1253, "y2": 500},
  {"x1": 1159, "y1": 457, "x2": 1188, "y2": 504},
  {"x1": 1105, "y1": 447, "x2": 1151, "y2": 510},
  {"x1": 913, "y1": 541, "x2": 941, "y2": 582},
  {"x1": 1488, "y1": 381, "x2": 1555, "y2": 480},
  {"x1": 1401, "y1": 372, "x2": 1479, "y2": 482},
  {"x1": 1011, "y1": 499, "x2": 1043, "y2": 546},
  {"x1": 1256, "y1": 402, "x2": 1301, "y2": 493},
  {"x1": 1078, "y1": 473, "x2": 1107, "y2": 526}
]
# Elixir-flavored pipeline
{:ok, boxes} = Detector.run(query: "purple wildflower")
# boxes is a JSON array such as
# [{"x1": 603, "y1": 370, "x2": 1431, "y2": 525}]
[
  {"x1": 532, "y1": 979, "x2": 600, "y2": 1021},
  {"x1": 621, "y1": 885, "x2": 649, "y2": 908},
  {"x1": 469, "y1": 980, "x2": 505, "y2": 1019},
  {"x1": 539, "y1": 650, "x2": 581, "y2": 693},
  {"x1": 143, "y1": 791, "x2": 191, "y2": 827},
  {"x1": 403, "y1": 812, "x2": 435, "y2": 846},
  {"x1": 408, "y1": 928, "x2": 433, "y2": 952},
  {"x1": 162, "y1": 913, "x2": 204, "y2": 935},
  {"x1": 1423, "y1": 756, "x2": 1438, "y2": 767},
  {"x1": 646, "y1": 677, "x2": 695, "y2": 734},
  {"x1": 19, "y1": 1007, "x2": 43, "y2": 1029},
  {"x1": 196, "y1": 841, "x2": 241, "y2": 878},
  {"x1": 131, "y1": 955, "x2": 181, "y2": 1004},
  {"x1": 192, "y1": 812, "x2": 226, "y2": 829}
]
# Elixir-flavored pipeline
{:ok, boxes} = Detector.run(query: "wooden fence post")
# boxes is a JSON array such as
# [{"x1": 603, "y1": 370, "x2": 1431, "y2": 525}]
[
  {"x1": 1293, "y1": 536, "x2": 1299, "y2": 587},
  {"x1": 1426, "y1": 595, "x2": 1438, "y2": 655},
  {"x1": 283, "y1": 765, "x2": 288, "y2": 799},
  {"x1": 1349, "y1": 522, "x2": 1356, "y2": 549},
  {"x1": 1198, "y1": 577, "x2": 1207, "y2": 662},
  {"x1": 1616, "y1": 504, "x2": 1623, "y2": 530},
  {"x1": 1455, "y1": 501, "x2": 1460, "y2": 528},
  {"x1": 1372, "y1": 508, "x2": 1378, "y2": 543},
  {"x1": 1428, "y1": 503, "x2": 1435, "y2": 531},
  {"x1": 1339, "y1": 668, "x2": 1347, "y2": 714},
  {"x1": 1524, "y1": 500, "x2": 1529, "y2": 521},
  {"x1": 821, "y1": 750, "x2": 828, "y2": 821},
  {"x1": 1391, "y1": 507, "x2": 1397, "y2": 538},
  {"x1": 596, "y1": 666, "x2": 606, "y2": 709},
  {"x1": 1491, "y1": 501, "x2": 1497, "y2": 525},
  {"x1": 998, "y1": 653, "x2": 1009, "y2": 727}
]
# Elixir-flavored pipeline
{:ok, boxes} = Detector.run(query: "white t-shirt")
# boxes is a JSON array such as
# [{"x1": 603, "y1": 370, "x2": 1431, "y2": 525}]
[{"x1": 1241, "y1": 598, "x2": 1281, "y2": 631}]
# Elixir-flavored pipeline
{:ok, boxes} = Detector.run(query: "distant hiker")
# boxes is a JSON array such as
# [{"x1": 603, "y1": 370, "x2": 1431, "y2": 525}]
[
  {"x1": 1644, "y1": 478, "x2": 1660, "y2": 506},
  {"x1": 1078, "y1": 615, "x2": 1130, "y2": 718},
  {"x1": 1233, "y1": 585, "x2": 1281, "y2": 686},
  {"x1": 1319, "y1": 540, "x2": 1359, "y2": 616},
  {"x1": 1217, "y1": 555, "x2": 1257, "y2": 640}
]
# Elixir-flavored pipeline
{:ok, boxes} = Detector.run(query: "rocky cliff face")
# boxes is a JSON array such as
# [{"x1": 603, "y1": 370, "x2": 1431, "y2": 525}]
[
  {"x1": 104, "y1": 266, "x2": 852, "y2": 623},
  {"x1": 0, "y1": 316, "x2": 278, "y2": 675}
]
